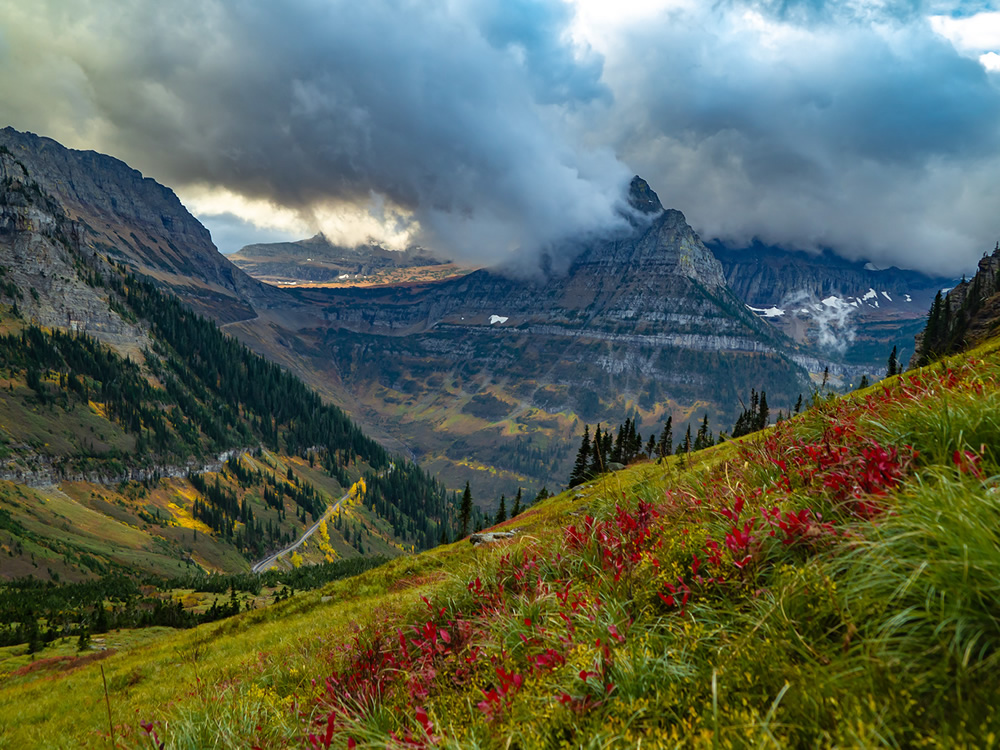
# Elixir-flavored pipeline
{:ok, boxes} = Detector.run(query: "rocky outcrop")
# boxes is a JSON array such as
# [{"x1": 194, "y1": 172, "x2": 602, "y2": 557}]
[
  {"x1": 0, "y1": 448, "x2": 251, "y2": 489},
  {"x1": 469, "y1": 530, "x2": 518, "y2": 546},
  {"x1": 910, "y1": 244, "x2": 1000, "y2": 368}
]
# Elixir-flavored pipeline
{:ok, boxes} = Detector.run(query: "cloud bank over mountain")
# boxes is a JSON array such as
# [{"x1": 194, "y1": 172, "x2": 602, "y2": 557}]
[{"x1": 1, "y1": 0, "x2": 998, "y2": 274}]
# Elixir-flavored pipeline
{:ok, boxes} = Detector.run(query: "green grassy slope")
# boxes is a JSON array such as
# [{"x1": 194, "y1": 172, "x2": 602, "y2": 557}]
[{"x1": 3, "y1": 340, "x2": 1000, "y2": 748}]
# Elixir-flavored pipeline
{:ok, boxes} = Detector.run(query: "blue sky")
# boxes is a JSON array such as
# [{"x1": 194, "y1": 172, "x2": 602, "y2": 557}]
[{"x1": 1, "y1": 0, "x2": 998, "y2": 275}]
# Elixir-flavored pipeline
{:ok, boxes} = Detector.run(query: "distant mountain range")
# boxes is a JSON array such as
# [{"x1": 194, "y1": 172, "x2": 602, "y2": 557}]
[
  {"x1": 219, "y1": 179, "x2": 819, "y2": 496},
  {"x1": 229, "y1": 235, "x2": 455, "y2": 285}
]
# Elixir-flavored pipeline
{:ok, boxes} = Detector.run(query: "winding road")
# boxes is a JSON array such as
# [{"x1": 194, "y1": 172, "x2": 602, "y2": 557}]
[
  {"x1": 250, "y1": 466, "x2": 389, "y2": 573},
  {"x1": 251, "y1": 484, "x2": 354, "y2": 573}
]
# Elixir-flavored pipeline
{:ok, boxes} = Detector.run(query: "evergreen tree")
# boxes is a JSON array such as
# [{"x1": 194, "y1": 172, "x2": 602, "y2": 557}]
[
  {"x1": 535, "y1": 486, "x2": 549, "y2": 502},
  {"x1": 657, "y1": 416, "x2": 673, "y2": 459},
  {"x1": 858, "y1": 375, "x2": 870, "y2": 390},
  {"x1": 511, "y1": 487, "x2": 522, "y2": 518},
  {"x1": 588, "y1": 427, "x2": 605, "y2": 477},
  {"x1": 757, "y1": 391, "x2": 769, "y2": 431},
  {"x1": 25, "y1": 617, "x2": 42, "y2": 655},
  {"x1": 495, "y1": 495, "x2": 507, "y2": 525},
  {"x1": 631, "y1": 428, "x2": 643, "y2": 463},
  {"x1": 676, "y1": 424, "x2": 693, "y2": 454},
  {"x1": 887, "y1": 346, "x2": 899, "y2": 377},
  {"x1": 611, "y1": 422, "x2": 625, "y2": 464},
  {"x1": 460, "y1": 482, "x2": 473, "y2": 538},
  {"x1": 645, "y1": 433, "x2": 657, "y2": 458},
  {"x1": 794, "y1": 394, "x2": 803, "y2": 414},
  {"x1": 919, "y1": 290, "x2": 944, "y2": 365},
  {"x1": 568, "y1": 425, "x2": 591, "y2": 488},
  {"x1": 694, "y1": 414, "x2": 711, "y2": 451},
  {"x1": 951, "y1": 307, "x2": 966, "y2": 352},
  {"x1": 822, "y1": 366, "x2": 830, "y2": 388}
]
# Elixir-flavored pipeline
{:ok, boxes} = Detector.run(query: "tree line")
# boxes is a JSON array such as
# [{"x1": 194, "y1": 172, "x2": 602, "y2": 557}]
[
  {"x1": 0, "y1": 556, "x2": 389, "y2": 651},
  {"x1": 566, "y1": 387, "x2": 812, "y2": 488}
]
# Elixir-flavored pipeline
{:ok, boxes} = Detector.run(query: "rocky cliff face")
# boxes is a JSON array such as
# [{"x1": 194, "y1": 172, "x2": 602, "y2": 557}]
[
  {"x1": 0, "y1": 127, "x2": 276, "y2": 323},
  {"x1": 712, "y1": 240, "x2": 952, "y2": 368},
  {"x1": 911, "y1": 244, "x2": 1000, "y2": 367},
  {"x1": 0, "y1": 146, "x2": 150, "y2": 355},
  {"x1": 713, "y1": 241, "x2": 950, "y2": 307}
]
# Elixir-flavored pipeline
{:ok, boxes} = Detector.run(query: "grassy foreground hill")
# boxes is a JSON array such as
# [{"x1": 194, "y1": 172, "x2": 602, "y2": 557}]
[{"x1": 3, "y1": 339, "x2": 1000, "y2": 747}]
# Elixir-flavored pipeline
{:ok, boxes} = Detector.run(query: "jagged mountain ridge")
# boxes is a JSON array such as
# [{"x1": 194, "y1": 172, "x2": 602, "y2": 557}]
[
  {"x1": 0, "y1": 141, "x2": 151, "y2": 356},
  {"x1": 0, "y1": 127, "x2": 276, "y2": 323},
  {"x1": 284, "y1": 180, "x2": 781, "y2": 345},
  {"x1": 0, "y1": 128, "x2": 830, "y2": 501}
]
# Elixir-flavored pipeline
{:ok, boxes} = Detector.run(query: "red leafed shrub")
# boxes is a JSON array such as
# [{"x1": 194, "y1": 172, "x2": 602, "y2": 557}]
[{"x1": 562, "y1": 500, "x2": 662, "y2": 584}]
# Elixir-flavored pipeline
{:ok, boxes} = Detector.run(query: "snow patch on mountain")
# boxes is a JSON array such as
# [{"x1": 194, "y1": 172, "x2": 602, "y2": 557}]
[
  {"x1": 747, "y1": 305, "x2": 785, "y2": 318},
  {"x1": 489, "y1": 315, "x2": 508, "y2": 325},
  {"x1": 780, "y1": 290, "x2": 858, "y2": 354},
  {"x1": 821, "y1": 296, "x2": 852, "y2": 309}
]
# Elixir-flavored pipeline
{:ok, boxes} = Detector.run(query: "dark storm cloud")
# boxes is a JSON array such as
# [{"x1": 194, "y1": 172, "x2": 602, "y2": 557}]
[
  {"x1": 474, "y1": 0, "x2": 610, "y2": 105},
  {"x1": 1, "y1": 0, "x2": 999, "y2": 275},
  {"x1": 0, "y1": 0, "x2": 633, "y2": 263}
]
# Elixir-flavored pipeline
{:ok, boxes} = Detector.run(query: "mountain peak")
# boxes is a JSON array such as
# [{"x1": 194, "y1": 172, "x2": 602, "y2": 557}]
[{"x1": 628, "y1": 176, "x2": 663, "y2": 214}]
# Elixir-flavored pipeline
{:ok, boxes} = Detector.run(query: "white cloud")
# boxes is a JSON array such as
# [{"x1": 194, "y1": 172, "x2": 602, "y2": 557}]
[
  {"x1": 981, "y1": 51, "x2": 1000, "y2": 72},
  {"x1": 930, "y1": 12, "x2": 1000, "y2": 55},
  {"x1": 179, "y1": 186, "x2": 310, "y2": 236}
]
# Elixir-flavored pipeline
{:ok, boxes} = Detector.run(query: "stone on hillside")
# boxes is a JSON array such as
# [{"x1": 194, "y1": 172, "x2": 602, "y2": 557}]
[{"x1": 469, "y1": 530, "x2": 518, "y2": 546}]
